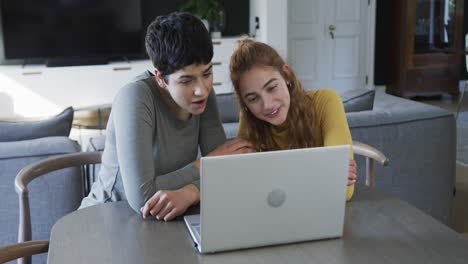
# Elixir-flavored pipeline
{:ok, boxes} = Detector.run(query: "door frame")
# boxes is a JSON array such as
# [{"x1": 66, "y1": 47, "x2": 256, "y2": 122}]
[
  {"x1": 365, "y1": 0, "x2": 377, "y2": 90},
  {"x1": 284, "y1": 0, "x2": 377, "y2": 90}
]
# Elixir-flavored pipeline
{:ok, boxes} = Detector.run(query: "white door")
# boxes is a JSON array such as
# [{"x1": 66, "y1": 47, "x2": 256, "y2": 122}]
[{"x1": 288, "y1": 0, "x2": 370, "y2": 93}]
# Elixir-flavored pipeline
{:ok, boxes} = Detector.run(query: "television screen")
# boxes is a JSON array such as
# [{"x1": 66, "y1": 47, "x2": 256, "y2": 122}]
[
  {"x1": 141, "y1": 0, "x2": 249, "y2": 37},
  {"x1": 0, "y1": 0, "x2": 144, "y2": 63}
]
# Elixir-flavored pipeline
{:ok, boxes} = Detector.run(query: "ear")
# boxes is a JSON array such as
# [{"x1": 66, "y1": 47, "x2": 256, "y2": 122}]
[
  {"x1": 282, "y1": 64, "x2": 293, "y2": 83},
  {"x1": 154, "y1": 69, "x2": 167, "y2": 88}
]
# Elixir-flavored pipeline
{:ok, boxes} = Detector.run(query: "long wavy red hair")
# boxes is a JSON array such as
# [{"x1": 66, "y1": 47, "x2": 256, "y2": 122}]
[{"x1": 230, "y1": 39, "x2": 315, "y2": 151}]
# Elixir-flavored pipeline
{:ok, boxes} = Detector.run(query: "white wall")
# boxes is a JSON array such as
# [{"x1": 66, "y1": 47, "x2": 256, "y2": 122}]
[{"x1": 250, "y1": 0, "x2": 288, "y2": 58}]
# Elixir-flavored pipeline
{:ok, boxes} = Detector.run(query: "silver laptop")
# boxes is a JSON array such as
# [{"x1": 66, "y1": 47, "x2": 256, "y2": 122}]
[{"x1": 184, "y1": 145, "x2": 350, "y2": 253}]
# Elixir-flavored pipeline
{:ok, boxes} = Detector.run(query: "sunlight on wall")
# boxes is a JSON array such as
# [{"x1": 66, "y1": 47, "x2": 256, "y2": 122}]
[{"x1": 0, "y1": 73, "x2": 61, "y2": 119}]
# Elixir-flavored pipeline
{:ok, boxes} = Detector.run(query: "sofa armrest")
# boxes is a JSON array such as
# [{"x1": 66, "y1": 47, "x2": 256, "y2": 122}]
[
  {"x1": 347, "y1": 95, "x2": 456, "y2": 225},
  {"x1": 346, "y1": 92, "x2": 453, "y2": 128},
  {"x1": 0, "y1": 136, "x2": 81, "y2": 159},
  {"x1": 0, "y1": 137, "x2": 83, "y2": 264}
]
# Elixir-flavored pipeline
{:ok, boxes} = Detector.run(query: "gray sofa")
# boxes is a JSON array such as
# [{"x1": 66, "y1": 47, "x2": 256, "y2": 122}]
[
  {"x1": 87, "y1": 88, "x2": 456, "y2": 226},
  {"x1": 218, "y1": 88, "x2": 455, "y2": 225},
  {"x1": 346, "y1": 89, "x2": 455, "y2": 225},
  {"x1": 0, "y1": 108, "x2": 83, "y2": 264}
]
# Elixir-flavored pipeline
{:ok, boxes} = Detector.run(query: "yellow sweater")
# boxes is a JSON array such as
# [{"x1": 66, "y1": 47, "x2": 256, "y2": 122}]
[{"x1": 237, "y1": 88, "x2": 354, "y2": 200}]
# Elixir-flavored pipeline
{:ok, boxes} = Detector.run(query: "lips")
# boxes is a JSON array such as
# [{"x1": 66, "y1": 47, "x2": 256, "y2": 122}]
[
  {"x1": 265, "y1": 107, "x2": 281, "y2": 119},
  {"x1": 192, "y1": 98, "x2": 207, "y2": 109}
]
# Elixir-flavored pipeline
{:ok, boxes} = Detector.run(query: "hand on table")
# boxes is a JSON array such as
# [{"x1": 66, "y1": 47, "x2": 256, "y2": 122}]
[
  {"x1": 348, "y1": 160, "x2": 357, "y2": 186},
  {"x1": 140, "y1": 184, "x2": 199, "y2": 221}
]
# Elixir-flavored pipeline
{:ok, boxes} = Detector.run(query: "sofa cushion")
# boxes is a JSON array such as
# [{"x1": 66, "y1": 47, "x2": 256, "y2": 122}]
[
  {"x1": 222, "y1": 122, "x2": 239, "y2": 140},
  {"x1": 340, "y1": 88, "x2": 375, "y2": 112},
  {"x1": 0, "y1": 107, "x2": 74, "y2": 142}
]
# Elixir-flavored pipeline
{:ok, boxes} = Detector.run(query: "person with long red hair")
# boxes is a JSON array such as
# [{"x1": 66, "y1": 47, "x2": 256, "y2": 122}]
[{"x1": 230, "y1": 39, "x2": 356, "y2": 200}]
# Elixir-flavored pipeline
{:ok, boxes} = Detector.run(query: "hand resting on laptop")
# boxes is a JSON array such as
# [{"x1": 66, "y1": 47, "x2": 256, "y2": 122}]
[{"x1": 141, "y1": 137, "x2": 255, "y2": 221}]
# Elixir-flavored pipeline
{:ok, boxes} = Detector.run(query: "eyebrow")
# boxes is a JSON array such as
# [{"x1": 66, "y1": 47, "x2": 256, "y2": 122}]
[
  {"x1": 263, "y1": 78, "x2": 277, "y2": 88},
  {"x1": 244, "y1": 78, "x2": 277, "y2": 99},
  {"x1": 178, "y1": 75, "x2": 194, "y2": 80},
  {"x1": 177, "y1": 64, "x2": 213, "y2": 80},
  {"x1": 203, "y1": 65, "x2": 213, "y2": 74}
]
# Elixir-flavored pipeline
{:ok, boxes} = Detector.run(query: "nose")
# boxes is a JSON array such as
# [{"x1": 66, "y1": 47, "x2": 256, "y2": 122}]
[
  {"x1": 262, "y1": 94, "x2": 274, "y2": 111},
  {"x1": 194, "y1": 80, "x2": 209, "y2": 97}
]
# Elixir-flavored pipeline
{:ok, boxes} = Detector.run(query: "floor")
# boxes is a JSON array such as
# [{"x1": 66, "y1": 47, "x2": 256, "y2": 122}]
[
  {"x1": 409, "y1": 82, "x2": 468, "y2": 237},
  {"x1": 453, "y1": 164, "x2": 468, "y2": 237}
]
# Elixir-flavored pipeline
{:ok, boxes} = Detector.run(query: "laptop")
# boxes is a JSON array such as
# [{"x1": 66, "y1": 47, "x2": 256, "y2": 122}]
[{"x1": 184, "y1": 145, "x2": 350, "y2": 253}]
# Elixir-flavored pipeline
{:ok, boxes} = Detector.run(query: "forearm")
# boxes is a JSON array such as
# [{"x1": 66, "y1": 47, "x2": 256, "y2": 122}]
[
  {"x1": 153, "y1": 163, "x2": 200, "y2": 190},
  {"x1": 180, "y1": 183, "x2": 200, "y2": 205},
  {"x1": 122, "y1": 162, "x2": 200, "y2": 213}
]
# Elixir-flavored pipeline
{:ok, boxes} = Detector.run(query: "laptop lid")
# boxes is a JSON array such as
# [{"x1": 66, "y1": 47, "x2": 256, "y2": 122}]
[{"x1": 198, "y1": 145, "x2": 350, "y2": 253}]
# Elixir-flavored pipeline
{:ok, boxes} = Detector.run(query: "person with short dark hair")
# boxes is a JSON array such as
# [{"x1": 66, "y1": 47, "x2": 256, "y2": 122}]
[{"x1": 80, "y1": 12, "x2": 254, "y2": 221}]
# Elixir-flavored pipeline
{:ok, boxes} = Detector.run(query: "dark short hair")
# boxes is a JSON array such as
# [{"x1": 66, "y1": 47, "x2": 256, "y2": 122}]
[{"x1": 145, "y1": 12, "x2": 213, "y2": 79}]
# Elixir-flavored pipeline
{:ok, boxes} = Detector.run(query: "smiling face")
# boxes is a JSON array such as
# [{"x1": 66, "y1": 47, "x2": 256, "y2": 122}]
[
  {"x1": 239, "y1": 65, "x2": 291, "y2": 126},
  {"x1": 155, "y1": 63, "x2": 213, "y2": 120}
]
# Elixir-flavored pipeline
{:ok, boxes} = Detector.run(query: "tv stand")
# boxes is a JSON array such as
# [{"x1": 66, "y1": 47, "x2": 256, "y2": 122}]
[{"x1": 46, "y1": 57, "x2": 108, "y2": 67}]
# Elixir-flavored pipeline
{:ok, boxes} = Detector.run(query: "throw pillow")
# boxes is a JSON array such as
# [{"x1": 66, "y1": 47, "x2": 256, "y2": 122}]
[
  {"x1": 0, "y1": 107, "x2": 74, "y2": 142},
  {"x1": 339, "y1": 88, "x2": 375, "y2": 112}
]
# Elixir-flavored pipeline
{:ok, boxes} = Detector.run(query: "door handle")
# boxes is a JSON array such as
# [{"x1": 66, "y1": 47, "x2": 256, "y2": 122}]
[{"x1": 328, "y1": 25, "x2": 336, "y2": 39}]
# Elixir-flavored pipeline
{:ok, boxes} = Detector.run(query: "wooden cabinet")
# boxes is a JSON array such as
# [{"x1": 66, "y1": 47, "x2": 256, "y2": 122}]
[{"x1": 387, "y1": 0, "x2": 464, "y2": 97}]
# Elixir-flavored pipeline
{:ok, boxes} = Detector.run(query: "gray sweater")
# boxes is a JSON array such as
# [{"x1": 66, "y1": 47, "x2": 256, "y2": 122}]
[{"x1": 80, "y1": 72, "x2": 226, "y2": 212}]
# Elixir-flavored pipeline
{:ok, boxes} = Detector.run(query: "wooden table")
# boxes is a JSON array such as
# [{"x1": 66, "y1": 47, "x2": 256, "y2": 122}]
[{"x1": 48, "y1": 185, "x2": 468, "y2": 264}]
